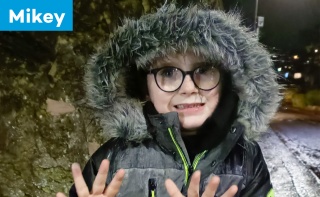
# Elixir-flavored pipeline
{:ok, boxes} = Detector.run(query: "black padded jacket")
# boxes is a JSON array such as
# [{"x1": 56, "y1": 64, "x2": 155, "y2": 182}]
[{"x1": 70, "y1": 112, "x2": 274, "y2": 197}]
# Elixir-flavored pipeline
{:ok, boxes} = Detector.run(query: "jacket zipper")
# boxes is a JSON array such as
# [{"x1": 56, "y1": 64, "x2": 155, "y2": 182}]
[
  {"x1": 168, "y1": 127, "x2": 190, "y2": 185},
  {"x1": 148, "y1": 178, "x2": 157, "y2": 197},
  {"x1": 168, "y1": 128, "x2": 208, "y2": 185},
  {"x1": 192, "y1": 150, "x2": 207, "y2": 170}
]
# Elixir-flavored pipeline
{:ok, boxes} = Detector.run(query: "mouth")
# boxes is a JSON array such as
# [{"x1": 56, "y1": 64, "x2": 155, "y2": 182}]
[{"x1": 174, "y1": 103, "x2": 205, "y2": 110}]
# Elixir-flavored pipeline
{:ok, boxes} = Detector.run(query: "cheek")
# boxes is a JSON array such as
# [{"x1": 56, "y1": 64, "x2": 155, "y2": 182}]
[
  {"x1": 147, "y1": 76, "x2": 161, "y2": 101},
  {"x1": 204, "y1": 88, "x2": 221, "y2": 111},
  {"x1": 147, "y1": 76, "x2": 172, "y2": 113}
]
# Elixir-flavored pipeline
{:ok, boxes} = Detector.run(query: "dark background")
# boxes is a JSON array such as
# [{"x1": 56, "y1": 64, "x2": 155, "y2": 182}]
[
  {"x1": 0, "y1": 0, "x2": 319, "y2": 196},
  {"x1": 224, "y1": 0, "x2": 320, "y2": 52}
]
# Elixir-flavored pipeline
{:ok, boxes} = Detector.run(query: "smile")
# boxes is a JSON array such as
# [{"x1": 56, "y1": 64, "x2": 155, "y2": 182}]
[{"x1": 174, "y1": 103, "x2": 205, "y2": 109}]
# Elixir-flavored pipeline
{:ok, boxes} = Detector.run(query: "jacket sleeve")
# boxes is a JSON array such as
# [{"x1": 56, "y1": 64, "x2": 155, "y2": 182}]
[
  {"x1": 69, "y1": 138, "x2": 119, "y2": 197},
  {"x1": 240, "y1": 141, "x2": 274, "y2": 197}
]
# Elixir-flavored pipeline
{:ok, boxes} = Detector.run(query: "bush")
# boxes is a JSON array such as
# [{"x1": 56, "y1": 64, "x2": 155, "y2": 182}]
[
  {"x1": 292, "y1": 93, "x2": 306, "y2": 108},
  {"x1": 283, "y1": 88, "x2": 298, "y2": 103},
  {"x1": 305, "y1": 90, "x2": 320, "y2": 106}
]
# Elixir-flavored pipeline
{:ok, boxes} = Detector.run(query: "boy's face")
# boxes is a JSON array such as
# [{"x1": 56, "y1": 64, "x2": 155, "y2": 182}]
[{"x1": 147, "y1": 51, "x2": 221, "y2": 134}]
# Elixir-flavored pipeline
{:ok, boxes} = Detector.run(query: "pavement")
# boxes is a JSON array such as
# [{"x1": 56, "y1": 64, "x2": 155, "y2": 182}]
[{"x1": 258, "y1": 106, "x2": 320, "y2": 197}]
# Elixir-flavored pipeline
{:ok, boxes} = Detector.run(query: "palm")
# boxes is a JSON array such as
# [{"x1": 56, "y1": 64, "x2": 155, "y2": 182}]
[
  {"x1": 56, "y1": 159, "x2": 125, "y2": 197},
  {"x1": 165, "y1": 171, "x2": 238, "y2": 197}
]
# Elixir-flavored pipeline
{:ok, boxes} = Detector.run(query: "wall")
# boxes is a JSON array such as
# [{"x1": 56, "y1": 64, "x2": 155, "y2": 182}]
[{"x1": 0, "y1": 0, "x2": 218, "y2": 196}]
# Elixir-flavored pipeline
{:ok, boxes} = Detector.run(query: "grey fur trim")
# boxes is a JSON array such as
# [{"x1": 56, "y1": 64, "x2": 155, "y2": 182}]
[
  {"x1": 84, "y1": 4, "x2": 281, "y2": 141},
  {"x1": 97, "y1": 99, "x2": 150, "y2": 141}
]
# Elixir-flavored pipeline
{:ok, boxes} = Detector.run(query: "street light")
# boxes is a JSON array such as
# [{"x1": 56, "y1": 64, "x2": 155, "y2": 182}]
[
  {"x1": 315, "y1": 49, "x2": 318, "y2": 53},
  {"x1": 294, "y1": 73, "x2": 302, "y2": 79},
  {"x1": 254, "y1": 0, "x2": 259, "y2": 33},
  {"x1": 254, "y1": 0, "x2": 264, "y2": 39}
]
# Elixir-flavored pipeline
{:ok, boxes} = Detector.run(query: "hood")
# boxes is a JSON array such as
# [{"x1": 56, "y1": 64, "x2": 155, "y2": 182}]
[{"x1": 84, "y1": 4, "x2": 282, "y2": 141}]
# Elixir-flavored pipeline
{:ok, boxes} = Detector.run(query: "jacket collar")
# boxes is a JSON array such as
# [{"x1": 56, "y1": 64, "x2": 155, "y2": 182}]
[
  {"x1": 146, "y1": 109, "x2": 245, "y2": 165},
  {"x1": 195, "y1": 121, "x2": 245, "y2": 176},
  {"x1": 147, "y1": 111, "x2": 192, "y2": 163}
]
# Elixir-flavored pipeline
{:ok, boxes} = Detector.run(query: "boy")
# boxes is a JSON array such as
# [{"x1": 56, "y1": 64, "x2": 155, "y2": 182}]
[{"x1": 57, "y1": 3, "x2": 280, "y2": 197}]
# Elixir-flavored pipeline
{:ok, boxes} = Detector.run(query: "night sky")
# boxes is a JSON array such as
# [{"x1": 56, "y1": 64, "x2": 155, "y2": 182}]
[{"x1": 224, "y1": 0, "x2": 320, "y2": 52}]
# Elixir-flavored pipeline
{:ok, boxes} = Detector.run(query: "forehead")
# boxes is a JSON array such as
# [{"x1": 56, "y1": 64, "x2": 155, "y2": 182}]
[{"x1": 150, "y1": 51, "x2": 207, "y2": 68}]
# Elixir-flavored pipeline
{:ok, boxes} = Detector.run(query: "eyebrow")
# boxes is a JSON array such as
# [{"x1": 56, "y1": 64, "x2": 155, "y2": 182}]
[
  {"x1": 152, "y1": 61, "x2": 214, "y2": 68},
  {"x1": 193, "y1": 62, "x2": 213, "y2": 67}
]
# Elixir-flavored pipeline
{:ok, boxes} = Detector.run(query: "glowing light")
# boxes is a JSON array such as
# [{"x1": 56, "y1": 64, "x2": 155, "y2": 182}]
[
  {"x1": 284, "y1": 72, "x2": 289, "y2": 78},
  {"x1": 277, "y1": 67, "x2": 282, "y2": 72},
  {"x1": 294, "y1": 73, "x2": 302, "y2": 79},
  {"x1": 293, "y1": 55, "x2": 299, "y2": 60},
  {"x1": 315, "y1": 49, "x2": 318, "y2": 53}
]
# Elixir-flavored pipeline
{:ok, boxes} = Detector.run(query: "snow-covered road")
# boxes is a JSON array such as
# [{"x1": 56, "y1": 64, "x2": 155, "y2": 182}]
[
  {"x1": 257, "y1": 118, "x2": 320, "y2": 197},
  {"x1": 271, "y1": 120, "x2": 320, "y2": 179},
  {"x1": 259, "y1": 129, "x2": 320, "y2": 197}
]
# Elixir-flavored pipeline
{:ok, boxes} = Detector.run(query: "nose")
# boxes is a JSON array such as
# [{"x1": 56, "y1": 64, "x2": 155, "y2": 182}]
[{"x1": 178, "y1": 75, "x2": 198, "y2": 94}]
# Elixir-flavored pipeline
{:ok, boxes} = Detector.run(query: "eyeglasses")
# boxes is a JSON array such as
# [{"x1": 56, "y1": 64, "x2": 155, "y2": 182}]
[{"x1": 148, "y1": 65, "x2": 220, "y2": 92}]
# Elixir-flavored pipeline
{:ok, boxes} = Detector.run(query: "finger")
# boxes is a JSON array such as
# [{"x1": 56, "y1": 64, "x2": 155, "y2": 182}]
[
  {"x1": 91, "y1": 159, "x2": 110, "y2": 194},
  {"x1": 104, "y1": 168, "x2": 125, "y2": 197},
  {"x1": 56, "y1": 192, "x2": 67, "y2": 197},
  {"x1": 221, "y1": 185, "x2": 238, "y2": 197},
  {"x1": 201, "y1": 176, "x2": 220, "y2": 197},
  {"x1": 165, "y1": 179, "x2": 184, "y2": 197},
  {"x1": 187, "y1": 171, "x2": 201, "y2": 197},
  {"x1": 71, "y1": 163, "x2": 90, "y2": 197}
]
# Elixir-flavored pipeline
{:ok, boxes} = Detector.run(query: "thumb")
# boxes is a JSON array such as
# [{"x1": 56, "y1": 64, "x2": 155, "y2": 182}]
[
  {"x1": 56, "y1": 192, "x2": 67, "y2": 197},
  {"x1": 165, "y1": 179, "x2": 184, "y2": 197}
]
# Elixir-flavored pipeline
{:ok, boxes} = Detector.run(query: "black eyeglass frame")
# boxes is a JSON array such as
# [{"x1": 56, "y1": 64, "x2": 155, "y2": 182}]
[{"x1": 148, "y1": 66, "x2": 221, "y2": 92}]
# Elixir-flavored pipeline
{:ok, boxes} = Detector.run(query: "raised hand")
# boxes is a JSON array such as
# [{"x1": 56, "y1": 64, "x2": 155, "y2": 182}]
[
  {"x1": 165, "y1": 171, "x2": 238, "y2": 197},
  {"x1": 56, "y1": 159, "x2": 125, "y2": 197}
]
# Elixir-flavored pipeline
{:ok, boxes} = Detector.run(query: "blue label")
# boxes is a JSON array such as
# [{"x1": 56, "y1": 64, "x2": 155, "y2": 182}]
[{"x1": 0, "y1": 0, "x2": 73, "y2": 31}]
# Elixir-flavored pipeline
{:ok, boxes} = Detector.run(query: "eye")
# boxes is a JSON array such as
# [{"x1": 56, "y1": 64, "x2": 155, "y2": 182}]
[
  {"x1": 159, "y1": 67, "x2": 179, "y2": 77},
  {"x1": 197, "y1": 66, "x2": 209, "y2": 74},
  {"x1": 196, "y1": 65, "x2": 214, "y2": 74}
]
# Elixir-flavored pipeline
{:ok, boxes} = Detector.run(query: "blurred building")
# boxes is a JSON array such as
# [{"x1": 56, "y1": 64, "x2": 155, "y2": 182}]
[{"x1": 272, "y1": 47, "x2": 320, "y2": 90}]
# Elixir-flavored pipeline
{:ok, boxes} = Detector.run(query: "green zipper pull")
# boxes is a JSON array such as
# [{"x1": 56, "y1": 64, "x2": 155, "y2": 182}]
[{"x1": 148, "y1": 178, "x2": 157, "y2": 197}]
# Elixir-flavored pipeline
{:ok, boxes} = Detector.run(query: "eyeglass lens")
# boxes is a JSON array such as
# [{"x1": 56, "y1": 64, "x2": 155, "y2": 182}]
[{"x1": 155, "y1": 66, "x2": 220, "y2": 92}]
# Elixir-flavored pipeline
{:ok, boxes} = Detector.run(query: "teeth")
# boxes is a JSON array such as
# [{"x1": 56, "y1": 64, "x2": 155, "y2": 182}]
[
  {"x1": 176, "y1": 104, "x2": 202, "y2": 109},
  {"x1": 176, "y1": 105, "x2": 185, "y2": 109}
]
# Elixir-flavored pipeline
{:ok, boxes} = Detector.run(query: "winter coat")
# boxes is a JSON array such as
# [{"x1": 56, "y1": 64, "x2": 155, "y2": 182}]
[{"x1": 70, "y1": 4, "x2": 281, "y2": 197}]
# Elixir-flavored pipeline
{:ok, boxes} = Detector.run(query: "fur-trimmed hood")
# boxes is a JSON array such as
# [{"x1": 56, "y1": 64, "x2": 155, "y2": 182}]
[{"x1": 84, "y1": 4, "x2": 281, "y2": 141}]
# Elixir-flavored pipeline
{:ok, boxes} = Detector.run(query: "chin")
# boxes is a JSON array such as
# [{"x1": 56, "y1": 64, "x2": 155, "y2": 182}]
[{"x1": 179, "y1": 117, "x2": 205, "y2": 131}]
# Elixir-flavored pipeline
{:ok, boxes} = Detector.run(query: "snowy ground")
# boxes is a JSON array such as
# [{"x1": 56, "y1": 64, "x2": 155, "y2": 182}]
[
  {"x1": 271, "y1": 120, "x2": 320, "y2": 179},
  {"x1": 257, "y1": 108, "x2": 320, "y2": 197},
  {"x1": 259, "y1": 129, "x2": 320, "y2": 197}
]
